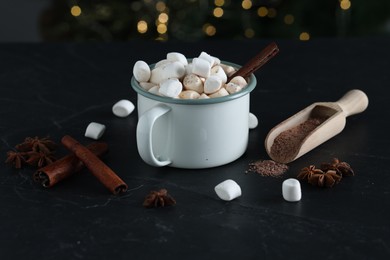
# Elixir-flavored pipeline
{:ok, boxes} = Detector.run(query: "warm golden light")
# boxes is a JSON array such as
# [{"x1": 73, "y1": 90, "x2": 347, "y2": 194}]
[
  {"x1": 340, "y1": 0, "x2": 351, "y2": 10},
  {"x1": 70, "y1": 5, "x2": 82, "y2": 17},
  {"x1": 245, "y1": 28, "x2": 255, "y2": 38},
  {"x1": 284, "y1": 14, "x2": 294, "y2": 25},
  {"x1": 156, "y1": 1, "x2": 166, "y2": 12},
  {"x1": 267, "y1": 8, "x2": 277, "y2": 18},
  {"x1": 157, "y1": 24, "x2": 167, "y2": 34},
  {"x1": 203, "y1": 24, "x2": 216, "y2": 36},
  {"x1": 137, "y1": 20, "x2": 148, "y2": 33},
  {"x1": 242, "y1": 0, "x2": 252, "y2": 10},
  {"x1": 299, "y1": 32, "x2": 310, "y2": 41},
  {"x1": 213, "y1": 7, "x2": 224, "y2": 18},
  {"x1": 257, "y1": 7, "x2": 268, "y2": 17},
  {"x1": 158, "y1": 13, "x2": 169, "y2": 23},
  {"x1": 214, "y1": 0, "x2": 225, "y2": 7}
]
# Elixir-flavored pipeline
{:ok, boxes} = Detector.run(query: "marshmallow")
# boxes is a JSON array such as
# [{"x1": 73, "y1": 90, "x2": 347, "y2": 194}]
[
  {"x1": 185, "y1": 63, "x2": 193, "y2": 75},
  {"x1": 208, "y1": 87, "x2": 229, "y2": 98},
  {"x1": 148, "y1": 85, "x2": 161, "y2": 95},
  {"x1": 85, "y1": 122, "x2": 106, "y2": 140},
  {"x1": 167, "y1": 52, "x2": 188, "y2": 65},
  {"x1": 183, "y1": 74, "x2": 204, "y2": 94},
  {"x1": 214, "y1": 179, "x2": 242, "y2": 201},
  {"x1": 150, "y1": 61, "x2": 186, "y2": 85},
  {"x1": 159, "y1": 78, "x2": 183, "y2": 97},
  {"x1": 192, "y1": 58, "x2": 211, "y2": 78},
  {"x1": 211, "y1": 65, "x2": 227, "y2": 83},
  {"x1": 225, "y1": 82, "x2": 242, "y2": 94},
  {"x1": 154, "y1": 59, "x2": 171, "y2": 68},
  {"x1": 204, "y1": 75, "x2": 223, "y2": 94},
  {"x1": 198, "y1": 51, "x2": 215, "y2": 66},
  {"x1": 248, "y1": 113, "x2": 258, "y2": 129},
  {"x1": 229, "y1": 76, "x2": 247, "y2": 87},
  {"x1": 212, "y1": 56, "x2": 221, "y2": 66},
  {"x1": 133, "y1": 60, "x2": 151, "y2": 82},
  {"x1": 179, "y1": 90, "x2": 200, "y2": 99},
  {"x1": 220, "y1": 64, "x2": 236, "y2": 75},
  {"x1": 112, "y1": 99, "x2": 135, "y2": 117},
  {"x1": 199, "y1": 93, "x2": 210, "y2": 99},
  {"x1": 139, "y1": 82, "x2": 156, "y2": 91},
  {"x1": 282, "y1": 178, "x2": 302, "y2": 202}
]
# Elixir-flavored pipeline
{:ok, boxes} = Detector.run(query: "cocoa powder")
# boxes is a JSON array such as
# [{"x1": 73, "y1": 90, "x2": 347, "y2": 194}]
[
  {"x1": 270, "y1": 117, "x2": 326, "y2": 163},
  {"x1": 247, "y1": 159, "x2": 289, "y2": 177}
]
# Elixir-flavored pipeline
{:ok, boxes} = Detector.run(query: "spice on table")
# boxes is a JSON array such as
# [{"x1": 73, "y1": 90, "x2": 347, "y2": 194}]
[
  {"x1": 247, "y1": 159, "x2": 289, "y2": 177},
  {"x1": 33, "y1": 142, "x2": 108, "y2": 188},
  {"x1": 321, "y1": 158, "x2": 354, "y2": 177},
  {"x1": 5, "y1": 136, "x2": 57, "y2": 169},
  {"x1": 143, "y1": 189, "x2": 176, "y2": 208},
  {"x1": 61, "y1": 135, "x2": 128, "y2": 195},
  {"x1": 299, "y1": 165, "x2": 341, "y2": 188}
]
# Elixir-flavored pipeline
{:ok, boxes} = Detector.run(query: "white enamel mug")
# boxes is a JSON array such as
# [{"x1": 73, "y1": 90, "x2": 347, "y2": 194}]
[{"x1": 131, "y1": 61, "x2": 257, "y2": 169}]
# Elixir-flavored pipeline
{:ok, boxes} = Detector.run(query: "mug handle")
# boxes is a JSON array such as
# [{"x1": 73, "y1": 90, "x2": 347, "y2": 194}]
[{"x1": 136, "y1": 104, "x2": 172, "y2": 167}]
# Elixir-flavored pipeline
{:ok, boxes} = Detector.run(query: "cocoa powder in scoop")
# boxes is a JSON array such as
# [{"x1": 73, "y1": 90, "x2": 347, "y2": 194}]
[{"x1": 270, "y1": 117, "x2": 326, "y2": 163}]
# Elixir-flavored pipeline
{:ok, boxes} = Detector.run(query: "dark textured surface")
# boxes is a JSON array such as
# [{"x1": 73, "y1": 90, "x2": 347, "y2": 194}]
[{"x1": 0, "y1": 39, "x2": 389, "y2": 259}]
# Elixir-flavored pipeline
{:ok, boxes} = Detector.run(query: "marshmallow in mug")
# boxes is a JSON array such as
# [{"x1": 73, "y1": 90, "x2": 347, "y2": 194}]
[{"x1": 133, "y1": 51, "x2": 249, "y2": 99}]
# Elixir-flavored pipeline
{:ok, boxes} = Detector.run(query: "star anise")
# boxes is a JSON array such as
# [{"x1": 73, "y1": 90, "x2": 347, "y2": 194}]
[
  {"x1": 297, "y1": 165, "x2": 323, "y2": 181},
  {"x1": 5, "y1": 151, "x2": 26, "y2": 169},
  {"x1": 15, "y1": 136, "x2": 57, "y2": 154},
  {"x1": 298, "y1": 165, "x2": 342, "y2": 188},
  {"x1": 308, "y1": 169, "x2": 342, "y2": 188},
  {"x1": 25, "y1": 151, "x2": 56, "y2": 168},
  {"x1": 143, "y1": 189, "x2": 176, "y2": 208},
  {"x1": 321, "y1": 158, "x2": 354, "y2": 177}
]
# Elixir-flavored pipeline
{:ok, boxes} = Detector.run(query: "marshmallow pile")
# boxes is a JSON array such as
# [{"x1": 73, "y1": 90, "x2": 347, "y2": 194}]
[{"x1": 133, "y1": 52, "x2": 249, "y2": 99}]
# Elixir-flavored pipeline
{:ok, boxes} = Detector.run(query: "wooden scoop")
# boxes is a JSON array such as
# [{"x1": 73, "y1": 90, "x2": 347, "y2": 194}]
[{"x1": 265, "y1": 89, "x2": 369, "y2": 164}]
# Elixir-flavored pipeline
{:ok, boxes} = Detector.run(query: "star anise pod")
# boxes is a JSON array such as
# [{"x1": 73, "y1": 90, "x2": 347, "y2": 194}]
[
  {"x1": 25, "y1": 151, "x2": 56, "y2": 168},
  {"x1": 297, "y1": 165, "x2": 323, "y2": 181},
  {"x1": 321, "y1": 158, "x2": 354, "y2": 177},
  {"x1": 5, "y1": 151, "x2": 26, "y2": 169},
  {"x1": 308, "y1": 169, "x2": 342, "y2": 188},
  {"x1": 143, "y1": 189, "x2": 176, "y2": 208},
  {"x1": 15, "y1": 136, "x2": 57, "y2": 154}
]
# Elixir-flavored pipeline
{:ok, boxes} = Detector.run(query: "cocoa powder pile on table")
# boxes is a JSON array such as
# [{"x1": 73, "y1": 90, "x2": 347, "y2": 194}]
[
  {"x1": 247, "y1": 160, "x2": 289, "y2": 177},
  {"x1": 270, "y1": 117, "x2": 326, "y2": 163}
]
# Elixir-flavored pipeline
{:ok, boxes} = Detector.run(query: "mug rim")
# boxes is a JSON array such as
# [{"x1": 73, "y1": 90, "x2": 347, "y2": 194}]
[{"x1": 131, "y1": 60, "x2": 257, "y2": 105}]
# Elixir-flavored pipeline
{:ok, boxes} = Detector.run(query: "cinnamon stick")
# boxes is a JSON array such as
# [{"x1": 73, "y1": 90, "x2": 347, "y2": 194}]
[
  {"x1": 61, "y1": 135, "x2": 128, "y2": 195},
  {"x1": 227, "y1": 42, "x2": 279, "y2": 82},
  {"x1": 33, "y1": 142, "x2": 108, "y2": 188}
]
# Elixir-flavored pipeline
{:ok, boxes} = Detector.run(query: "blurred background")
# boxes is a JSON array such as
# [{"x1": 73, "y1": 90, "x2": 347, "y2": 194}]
[{"x1": 1, "y1": 0, "x2": 389, "y2": 42}]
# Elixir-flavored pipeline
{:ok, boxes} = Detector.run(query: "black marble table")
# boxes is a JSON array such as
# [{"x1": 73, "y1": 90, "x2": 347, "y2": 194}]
[{"x1": 0, "y1": 38, "x2": 389, "y2": 259}]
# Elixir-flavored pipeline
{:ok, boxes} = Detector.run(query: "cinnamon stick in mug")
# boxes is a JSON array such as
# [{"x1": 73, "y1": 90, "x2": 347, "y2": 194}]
[
  {"x1": 33, "y1": 142, "x2": 108, "y2": 188},
  {"x1": 61, "y1": 135, "x2": 128, "y2": 195}
]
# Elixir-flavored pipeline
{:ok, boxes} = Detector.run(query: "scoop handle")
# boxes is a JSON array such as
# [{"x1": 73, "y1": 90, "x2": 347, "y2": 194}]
[{"x1": 336, "y1": 89, "x2": 369, "y2": 117}]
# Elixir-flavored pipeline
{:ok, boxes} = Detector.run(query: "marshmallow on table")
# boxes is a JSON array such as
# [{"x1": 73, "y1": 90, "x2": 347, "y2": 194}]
[
  {"x1": 214, "y1": 179, "x2": 242, "y2": 201},
  {"x1": 167, "y1": 52, "x2": 188, "y2": 65},
  {"x1": 133, "y1": 60, "x2": 151, "y2": 82},
  {"x1": 85, "y1": 122, "x2": 106, "y2": 140},
  {"x1": 204, "y1": 75, "x2": 223, "y2": 94},
  {"x1": 112, "y1": 99, "x2": 135, "y2": 117},
  {"x1": 248, "y1": 112, "x2": 258, "y2": 129},
  {"x1": 159, "y1": 78, "x2": 183, "y2": 97},
  {"x1": 282, "y1": 178, "x2": 302, "y2": 202},
  {"x1": 192, "y1": 58, "x2": 211, "y2": 78},
  {"x1": 183, "y1": 74, "x2": 204, "y2": 94}
]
